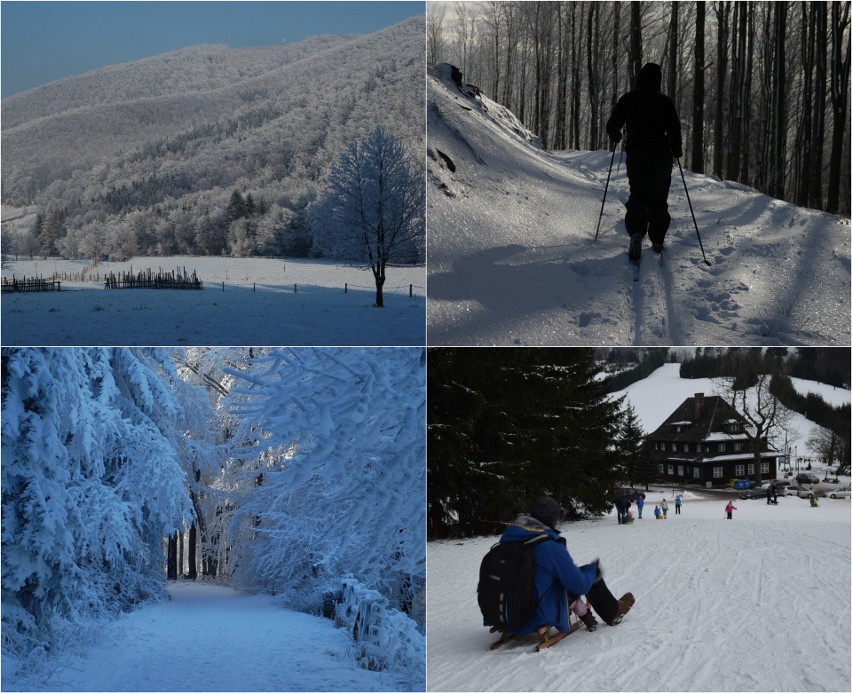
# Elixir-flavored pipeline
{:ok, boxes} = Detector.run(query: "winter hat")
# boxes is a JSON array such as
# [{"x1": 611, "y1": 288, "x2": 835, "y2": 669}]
[
  {"x1": 637, "y1": 62, "x2": 663, "y2": 92},
  {"x1": 530, "y1": 495, "x2": 563, "y2": 529}
]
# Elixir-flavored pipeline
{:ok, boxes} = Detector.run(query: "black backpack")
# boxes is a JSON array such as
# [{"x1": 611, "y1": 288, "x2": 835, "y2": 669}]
[{"x1": 477, "y1": 534, "x2": 551, "y2": 631}]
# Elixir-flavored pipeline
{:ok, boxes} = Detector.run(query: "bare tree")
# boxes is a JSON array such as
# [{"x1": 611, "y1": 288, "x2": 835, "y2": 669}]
[
  {"x1": 427, "y1": 2, "x2": 447, "y2": 66},
  {"x1": 691, "y1": 1, "x2": 706, "y2": 172}
]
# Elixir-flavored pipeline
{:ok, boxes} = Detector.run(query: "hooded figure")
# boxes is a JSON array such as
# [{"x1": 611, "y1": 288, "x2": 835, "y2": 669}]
[
  {"x1": 496, "y1": 496, "x2": 634, "y2": 635},
  {"x1": 606, "y1": 62, "x2": 683, "y2": 261}
]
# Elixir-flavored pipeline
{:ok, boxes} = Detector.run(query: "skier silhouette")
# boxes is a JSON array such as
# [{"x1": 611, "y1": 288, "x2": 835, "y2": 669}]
[{"x1": 606, "y1": 63, "x2": 683, "y2": 261}]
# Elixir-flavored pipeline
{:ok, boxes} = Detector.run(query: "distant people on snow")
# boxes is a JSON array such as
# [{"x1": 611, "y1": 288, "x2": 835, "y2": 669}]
[{"x1": 725, "y1": 501, "x2": 737, "y2": 519}]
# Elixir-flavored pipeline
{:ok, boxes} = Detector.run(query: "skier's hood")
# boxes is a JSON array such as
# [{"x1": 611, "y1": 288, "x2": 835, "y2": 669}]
[
  {"x1": 636, "y1": 62, "x2": 663, "y2": 92},
  {"x1": 501, "y1": 514, "x2": 561, "y2": 543}
]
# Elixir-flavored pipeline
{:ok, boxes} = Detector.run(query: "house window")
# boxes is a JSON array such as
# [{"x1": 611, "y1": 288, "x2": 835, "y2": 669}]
[
  {"x1": 684, "y1": 443, "x2": 690, "y2": 452},
  {"x1": 693, "y1": 467, "x2": 701, "y2": 479},
  {"x1": 734, "y1": 442, "x2": 743, "y2": 451},
  {"x1": 658, "y1": 464, "x2": 664, "y2": 474},
  {"x1": 748, "y1": 464, "x2": 755, "y2": 475},
  {"x1": 761, "y1": 462, "x2": 770, "y2": 473},
  {"x1": 667, "y1": 464, "x2": 674, "y2": 475},
  {"x1": 719, "y1": 443, "x2": 727, "y2": 453},
  {"x1": 678, "y1": 466, "x2": 685, "y2": 476},
  {"x1": 672, "y1": 443, "x2": 678, "y2": 452},
  {"x1": 735, "y1": 464, "x2": 745, "y2": 476},
  {"x1": 713, "y1": 467, "x2": 723, "y2": 478}
]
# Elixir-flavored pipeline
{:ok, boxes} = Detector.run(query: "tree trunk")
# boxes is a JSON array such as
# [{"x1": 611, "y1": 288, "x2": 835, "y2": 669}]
[
  {"x1": 713, "y1": 2, "x2": 730, "y2": 180},
  {"x1": 827, "y1": 1, "x2": 851, "y2": 214},
  {"x1": 373, "y1": 262, "x2": 386, "y2": 308},
  {"x1": 771, "y1": 2, "x2": 788, "y2": 200},
  {"x1": 167, "y1": 533, "x2": 178, "y2": 580},
  {"x1": 630, "y1": 2, "x2": 643, "y2": 88},
  {"x1": 188, "y1": 522, "x2": 197, "y2": 580},
  {"x1": 796, "y1": 4, "x2": 816, "y2": 207},
  {"x1": 691, "y1": 1, "x2": 705, "y2": 172},
  {"x1": 668, "y1": 2, "x2": 679, "y2": 100},
  {"x1": 810, "y1": 2, "x2": 828, "y2": 209}
]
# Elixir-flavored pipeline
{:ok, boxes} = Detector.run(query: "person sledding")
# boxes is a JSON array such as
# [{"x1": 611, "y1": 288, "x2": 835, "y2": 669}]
[
  {"x1": 478, "y1": 496, "x2": 635, "y2": 651},
  {"x1": 605, "y1": 62, "x2": 683, "y2": 261}
]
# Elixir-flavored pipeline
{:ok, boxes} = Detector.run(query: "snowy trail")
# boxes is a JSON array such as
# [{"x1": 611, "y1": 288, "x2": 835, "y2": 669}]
[
  {"x1": 427, "y1": 492, "x2": 851, "y2": 692},
  {"x1": 427, "y1": 65, "x2": 850, "y2": 346},
  {"x1": 22, "y1": 583, "x2": 402, "y2": 692}
]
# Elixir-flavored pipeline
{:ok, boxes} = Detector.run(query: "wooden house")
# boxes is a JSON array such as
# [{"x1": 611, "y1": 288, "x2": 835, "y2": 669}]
[{"x1": 646, "y1": 393, "x2": 779, "y2": 487}]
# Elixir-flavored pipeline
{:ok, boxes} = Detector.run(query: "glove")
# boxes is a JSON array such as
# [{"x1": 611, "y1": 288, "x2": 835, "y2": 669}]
[
  {"x1": 672, "y1": 148, "x2": 683, "y2": 159},
  {"x1": 610, "y1": 133, "x2": 622, "y2": 145}
]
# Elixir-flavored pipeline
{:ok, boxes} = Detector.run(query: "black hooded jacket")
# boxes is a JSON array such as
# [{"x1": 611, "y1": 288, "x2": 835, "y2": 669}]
[{"x1": 606, "y1": 63, "x2": 682, "y2": 156}]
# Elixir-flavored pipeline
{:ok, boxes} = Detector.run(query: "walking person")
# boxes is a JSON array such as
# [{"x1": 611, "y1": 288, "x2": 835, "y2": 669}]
[
  {"x1": 660, "y1": 498, "x2": 669, "y2": 519},
  {"x1": 605, "y1": 62, "x2": 683, "y2": 261},
  {"x1": 674, "y1": 495, "x2": 682, "y2": 515},
  {"x1": 725, "y1": 501, "x2": 737, "y2": 520},
  {"x1": 636, "y1": 493, "x2": 645, "y2": 519}
]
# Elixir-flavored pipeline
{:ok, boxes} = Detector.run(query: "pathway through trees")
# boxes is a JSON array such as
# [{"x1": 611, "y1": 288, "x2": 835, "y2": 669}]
[{"x1": 29, "y1": 583, "x2": 402, "y2": 692}]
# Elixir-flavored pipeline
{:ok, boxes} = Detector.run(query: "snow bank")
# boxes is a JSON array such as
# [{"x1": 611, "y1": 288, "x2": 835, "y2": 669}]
[{"x1": 335, "y1": 577, "x2": 425, "y2": 688}]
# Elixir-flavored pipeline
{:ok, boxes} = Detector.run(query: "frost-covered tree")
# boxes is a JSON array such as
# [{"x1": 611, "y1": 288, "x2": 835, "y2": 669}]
[
  {"x1": 316, "y1": 126, "x2": 425, "y2": 307},
  {"x1": 1, "y1": 348, "x2": 200, "y2": 662},
  {"x1": 223, "y1": 348, "x2": 425, "y2": 626}
]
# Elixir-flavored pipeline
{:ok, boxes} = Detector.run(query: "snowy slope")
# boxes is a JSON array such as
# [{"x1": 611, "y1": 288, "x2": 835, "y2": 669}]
[
  {"x1": 427, "y1": 495, "x2": 851, "y2": 692},
  {"x1": 608, "y1": 363, "x2": 850, "y2": 452},
  {"x1": 427, "y1": 64, "x2": 851, "y2": 346},
  {"x1": 4, "y1": 582, "x2": 413, "y2": 692}
]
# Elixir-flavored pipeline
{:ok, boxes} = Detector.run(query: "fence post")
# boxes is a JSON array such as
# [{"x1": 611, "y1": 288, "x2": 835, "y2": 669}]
[
  {"x1": 222, "y1": 281, "x2": 225, "y2": 292},
  {"x1": 345, "y1": 283, "x2": 348, "y2": 294},
  {"x1": 410, "y1": 284, "x2": 413, "y2": 298}
]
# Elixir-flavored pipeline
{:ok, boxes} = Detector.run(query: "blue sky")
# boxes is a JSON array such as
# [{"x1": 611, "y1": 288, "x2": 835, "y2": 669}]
[{"x1": 1, "y1": 1, "x2": 425, "y2": 98}]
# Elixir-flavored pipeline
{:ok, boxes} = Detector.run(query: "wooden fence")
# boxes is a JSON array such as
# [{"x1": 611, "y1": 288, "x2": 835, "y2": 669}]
[
  {"x1": 1, "y1": 276, "x2": 61, "y2": 293},
  {"x1": 104, "y1": 268, "x2": 202, "y2": 290}
]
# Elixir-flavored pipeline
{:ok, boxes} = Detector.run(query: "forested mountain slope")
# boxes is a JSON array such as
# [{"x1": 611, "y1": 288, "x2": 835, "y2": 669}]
[{"x1": 1, "y1": 16, "x2": 424, "y2": 260}]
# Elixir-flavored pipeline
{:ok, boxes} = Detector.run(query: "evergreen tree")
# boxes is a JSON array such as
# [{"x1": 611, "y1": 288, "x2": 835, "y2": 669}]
[
  {"x1": 427, "y1": 348, "x2": 624, "y2": 537},
  {"x1": 617, "y1": 402, "x2": 647, "y2": 485}
]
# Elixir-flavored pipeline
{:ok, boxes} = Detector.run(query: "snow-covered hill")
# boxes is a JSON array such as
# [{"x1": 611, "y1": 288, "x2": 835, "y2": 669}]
[
  {"x1": 609, "y1": 362, "x2": 849, "y2": 451},
  {"x1": 427, "y1": 64, "x2": 851, "y2": 346},
  {"x1": 427, "y1": 495, "x2": 851, "y2": 692}
]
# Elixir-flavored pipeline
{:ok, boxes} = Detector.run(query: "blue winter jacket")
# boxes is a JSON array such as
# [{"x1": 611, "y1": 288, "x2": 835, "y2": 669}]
[{"x1": 499, "y1": 515, "x2": 599, "y2": 635}]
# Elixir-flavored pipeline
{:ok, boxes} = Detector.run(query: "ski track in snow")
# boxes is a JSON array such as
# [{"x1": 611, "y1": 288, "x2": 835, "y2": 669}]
[
  {"x1": 13, "y1": 583, "x2": 405, "y2": 692},
  {"x1": 427, "y1": 66, "x2": 851, "y2": 346},
  {"x1": 427, "y1": 494, "x2": 851, "y2": 692}
]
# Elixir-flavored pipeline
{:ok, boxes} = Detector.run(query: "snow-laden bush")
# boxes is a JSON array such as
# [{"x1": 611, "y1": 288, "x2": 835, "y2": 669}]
[
  {"x1": 335, "y1": 577, "x2": 425, "y2": 682},
  {"x1": 1, "y1": 348, "x2": 196, "y2": 662},
  {"x1": 224, "y1": 348, "x2": 425, "y2": 630}
]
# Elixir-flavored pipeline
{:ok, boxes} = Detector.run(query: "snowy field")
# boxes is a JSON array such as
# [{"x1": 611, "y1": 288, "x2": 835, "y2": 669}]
[
  {"x1": 427, "y1": 64, "x2": 851, "y2": 346},
  {"x1": 427, "y1": 491, "x2": 851, "y2": 692},
  {"x1": 4, "y1": 582, "x2": 414, "y2": 692},
  {"x1": 1, "y1": 256, "x2": 425, "y2": 346}
]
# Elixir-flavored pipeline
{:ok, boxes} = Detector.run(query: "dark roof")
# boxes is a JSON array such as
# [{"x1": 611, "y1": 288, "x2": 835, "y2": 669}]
[{"x1": 648, "y1": 394, "x2": 747, "y2": 444}]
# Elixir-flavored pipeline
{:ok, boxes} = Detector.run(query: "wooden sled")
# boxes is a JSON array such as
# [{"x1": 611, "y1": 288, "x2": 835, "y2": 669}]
[{"x1": 489, "y1": 619, "x2": 583, "y2": 652}]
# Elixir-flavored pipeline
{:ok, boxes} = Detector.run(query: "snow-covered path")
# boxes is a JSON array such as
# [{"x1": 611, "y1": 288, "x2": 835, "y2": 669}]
[
  {"x1": 427, "y1": 491, "x2": 851, "y2": 692},
  {"x1": 18, "y1": 583, "x2": 404, "y2": 692},
  {"x1": 427, "y1": 64, "x2": 851, "y2": 346}
]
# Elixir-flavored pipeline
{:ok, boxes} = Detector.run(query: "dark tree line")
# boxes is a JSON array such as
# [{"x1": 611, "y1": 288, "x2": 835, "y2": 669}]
[
  {"x1": 427, "y1": 348, "x2": 632, "y2": 538},
  {"x1": 429, "y1": 1, "x2": 851, "y2": 215}
]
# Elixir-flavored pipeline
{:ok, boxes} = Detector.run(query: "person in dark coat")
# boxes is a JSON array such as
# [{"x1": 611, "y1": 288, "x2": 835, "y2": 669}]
[
  {"x1": 606, "y1": 62, "x2": 683, "y2": 261},
  {"x1": 614, "y1": 494, "x2": 629, "y2": 524},
  {"x1": 495, "y1": 496, "x2": 635, "y2": 637}
]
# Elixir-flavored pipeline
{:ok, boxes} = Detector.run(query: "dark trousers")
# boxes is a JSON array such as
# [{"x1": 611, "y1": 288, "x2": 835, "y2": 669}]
[
  {"x1": 625, "y1": 147, "x2": 673, "y2": 244},
  {"x1": 585, "y1": 574, "x2": 621, "y2": 625},
  {"x1": 675, "y1": 505, "x2": 681, "y2": 514}
]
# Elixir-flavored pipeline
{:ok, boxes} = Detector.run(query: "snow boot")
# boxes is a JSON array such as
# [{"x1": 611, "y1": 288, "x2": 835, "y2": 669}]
[
  {"x1": 578, "y1": 610, "x2": 598, "y2": 632},
  {"x1": 609, "y1": 592, "x2": 636, "y2": 626},
  {"x1": 628, "y1": 233, "x2": 643, "y2": 262},
  {"x1": 651, "y1": 241, "x2": 664, "y2": 254}
]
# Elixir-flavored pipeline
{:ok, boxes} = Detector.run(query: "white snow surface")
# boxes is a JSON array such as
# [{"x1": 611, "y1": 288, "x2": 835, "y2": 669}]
[
  {"x1": 427, "y1": 494, "x2": 851, "y2": 692},
  {"x1": 1, "y1": 256, "x2": 425, "y2": 346},
  {"x1": 6, "y1": 582, "x2": 412, "y2": 692},
  {"x1": 609, "y1": 363, "x2": 851, "y2": 450},
  {"x1": 427, "y1": 64, "x2": 851, "y2": 346}
]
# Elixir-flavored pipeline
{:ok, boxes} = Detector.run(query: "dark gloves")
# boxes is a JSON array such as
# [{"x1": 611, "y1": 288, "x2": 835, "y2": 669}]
[{"x1": 672, "y1": 148, "x2": 683, "y2": 159}]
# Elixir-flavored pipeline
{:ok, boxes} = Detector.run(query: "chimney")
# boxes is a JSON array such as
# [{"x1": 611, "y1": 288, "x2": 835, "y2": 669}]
[{"x1": 694, "y1": 393, "x2": 705, "y2": 420}]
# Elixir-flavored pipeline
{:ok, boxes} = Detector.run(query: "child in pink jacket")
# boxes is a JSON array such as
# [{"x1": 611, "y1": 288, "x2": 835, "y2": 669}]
[{"x1": 725, "y1": 502, "x2": 737, "y2": 519}]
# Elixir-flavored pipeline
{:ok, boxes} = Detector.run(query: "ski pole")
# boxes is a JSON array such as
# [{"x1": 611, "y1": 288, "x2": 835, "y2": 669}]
[
  {"x1": 594, "y1": 144, "x2": 618, "y2": 242},
  {"x1": 676, "y1": 157, "x2": 712, "y2": 267}
]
